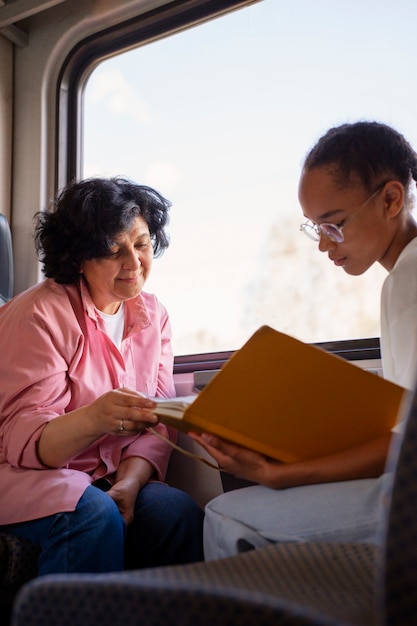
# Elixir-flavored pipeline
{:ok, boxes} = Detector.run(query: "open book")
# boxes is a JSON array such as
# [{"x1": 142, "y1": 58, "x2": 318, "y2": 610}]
[{"x1": 152, "y1": 326, "x2": 406, "y2": 464}]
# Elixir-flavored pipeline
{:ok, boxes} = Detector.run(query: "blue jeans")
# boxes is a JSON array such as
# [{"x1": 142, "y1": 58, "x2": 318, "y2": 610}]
[
  {"x1": 125, "y1": 481, "x2": 204, "y2": 569},
  {"x1": 1, "y1": 482, "x2": 204, "y2": 574}
]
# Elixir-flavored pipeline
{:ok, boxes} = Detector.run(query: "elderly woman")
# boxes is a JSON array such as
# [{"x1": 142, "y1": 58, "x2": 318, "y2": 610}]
[{"x1": 0, "y1": 176, "x2": 203, "y2": 574}]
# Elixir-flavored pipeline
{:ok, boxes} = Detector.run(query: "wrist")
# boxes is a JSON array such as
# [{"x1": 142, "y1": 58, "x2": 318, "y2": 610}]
[
  {"x1": 115, "y1": 475, "x2": 143, "y2": 492},
  {"x1": 260, "y1": 459, "x2": 312, "y2": 489}
]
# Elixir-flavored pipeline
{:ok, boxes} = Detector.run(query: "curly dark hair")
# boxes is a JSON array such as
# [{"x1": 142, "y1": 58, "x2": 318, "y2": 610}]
[
  {"x1": 303, "y1": 121, "x2": 417, "y2": 192},
  {"x1": 34, "y1": 177, "x2": 171, "y2": 284}
]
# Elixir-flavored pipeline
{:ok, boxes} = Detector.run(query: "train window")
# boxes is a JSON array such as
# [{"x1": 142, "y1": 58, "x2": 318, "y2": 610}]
[{"x1": 82, "y1": 0, "x2": 417, "y2": 356}]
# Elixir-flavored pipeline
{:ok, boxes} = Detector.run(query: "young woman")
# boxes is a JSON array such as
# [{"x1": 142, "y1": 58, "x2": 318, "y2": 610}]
[
  {"x1": 191, "y1": 121, "x2": 417, "y2": 560},
  {"x1": 0, "y1": 177, "x2": 204, "y2": 573}
]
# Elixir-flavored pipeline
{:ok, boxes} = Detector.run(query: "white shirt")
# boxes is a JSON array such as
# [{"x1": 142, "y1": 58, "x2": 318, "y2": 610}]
[
  {"x1": 380, "y1": 236, "x2": 417, "y2": 390},
  {"x1": 99, "y1": 304, "x2": 125, "y2": 350}
]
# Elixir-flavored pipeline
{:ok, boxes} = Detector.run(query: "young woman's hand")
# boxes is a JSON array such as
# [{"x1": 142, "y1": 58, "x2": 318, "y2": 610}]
[
  {"x1": 190, "y1": 431, "x2": 392, "y2": 490},
  {"x1": 189, "y1": 432, "x2": 277, "y2": 485}
]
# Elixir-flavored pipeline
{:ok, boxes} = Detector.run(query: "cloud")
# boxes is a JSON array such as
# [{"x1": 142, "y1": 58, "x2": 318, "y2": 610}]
[
  {"x1": 87, "y1": 68, "x2": 151, "y2": 124},
  {"x1": 145, "y1": 161, "x2": 181, "y2": 192}
]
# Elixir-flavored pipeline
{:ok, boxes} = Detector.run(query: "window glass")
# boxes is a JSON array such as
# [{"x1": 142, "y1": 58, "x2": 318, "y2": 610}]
[{"x1": 83, "y1": 0, "x2": 417, "y2": 355}]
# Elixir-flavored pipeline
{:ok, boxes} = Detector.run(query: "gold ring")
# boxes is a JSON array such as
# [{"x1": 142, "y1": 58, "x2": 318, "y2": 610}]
[{"x1": 119, "y1": 419, "x2": 124, "y2": 431}]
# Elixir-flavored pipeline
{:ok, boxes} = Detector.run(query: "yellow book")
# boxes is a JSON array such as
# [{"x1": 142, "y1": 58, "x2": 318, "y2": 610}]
[{"x1": 153, "y1": 326, "x2": 406, "y2": 463}]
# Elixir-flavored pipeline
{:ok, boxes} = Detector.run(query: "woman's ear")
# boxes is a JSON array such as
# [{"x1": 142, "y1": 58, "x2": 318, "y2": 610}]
[{"x1": 383, "y1": 180, "x2": 404, "y2": 218}]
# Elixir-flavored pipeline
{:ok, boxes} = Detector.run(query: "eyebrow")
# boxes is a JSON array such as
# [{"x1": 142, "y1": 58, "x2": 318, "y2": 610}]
[
  {"x1": 112, "y1": 231, "x2": 150, "y2": 245},
  {"x1": 135, "y1": 232, "x2": 151, "y2": 242},
  {"x1": 305, "y1": 208, "x2": 345, "y2": 223}
]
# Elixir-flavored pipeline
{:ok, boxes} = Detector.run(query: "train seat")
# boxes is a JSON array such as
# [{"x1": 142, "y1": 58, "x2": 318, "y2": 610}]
[{"x1": 0, "y1": 213, "x2": 13, "y2": 304}]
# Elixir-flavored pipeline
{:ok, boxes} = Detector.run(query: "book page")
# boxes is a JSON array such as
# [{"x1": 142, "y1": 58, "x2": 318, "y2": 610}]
[{"x1": 152, "y1": 395, "x2": 197, "y2": 419}]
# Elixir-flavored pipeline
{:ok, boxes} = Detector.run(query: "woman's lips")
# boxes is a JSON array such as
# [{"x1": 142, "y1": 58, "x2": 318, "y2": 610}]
[
  {"x1": 118, "y1": 274, "x2": 141, "y2": 283},
  {"x1": 331, "y1": 256, "x2": 347, "y2": 267}
]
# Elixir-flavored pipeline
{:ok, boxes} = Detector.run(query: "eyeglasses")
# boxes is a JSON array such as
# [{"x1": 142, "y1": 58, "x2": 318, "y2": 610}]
[{"x1": 299, "y1": 184, "x2": 385, "y2": 244}]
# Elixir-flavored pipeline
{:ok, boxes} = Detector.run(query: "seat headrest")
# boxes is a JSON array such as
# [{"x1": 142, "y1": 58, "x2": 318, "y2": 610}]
[{"x1": 0, "y1": 213, "x2": 13, "y2": 303}]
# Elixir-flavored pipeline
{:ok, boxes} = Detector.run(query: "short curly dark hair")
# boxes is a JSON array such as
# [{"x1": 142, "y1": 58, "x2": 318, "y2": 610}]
[
  {"x1": 303, "y1": 121, "x2": 417, "y2": 192},
  {"x1": 34, "y1": 177, "x2": 171, "y2": 284}
]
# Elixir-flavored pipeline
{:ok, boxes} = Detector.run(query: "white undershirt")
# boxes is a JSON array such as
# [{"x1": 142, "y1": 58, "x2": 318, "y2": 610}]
[{"x1": 98, "y1": 303, "x2": 125, "y2": 349}]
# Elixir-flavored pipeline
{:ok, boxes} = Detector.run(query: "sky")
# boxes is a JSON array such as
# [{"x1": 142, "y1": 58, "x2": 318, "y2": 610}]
[{"x1": 83, "y1": 0, "x2": 417, "y2": 354}]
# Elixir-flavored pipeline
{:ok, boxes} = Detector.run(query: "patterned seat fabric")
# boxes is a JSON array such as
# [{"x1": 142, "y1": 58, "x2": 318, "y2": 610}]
[
  {"x1": 0, "y1": 533, "x2": 39, "y2": 623},
  {"x1": 380, "y1": 386, "x2": 417, "y2": 624},
  {"x1": 10, "y1": 540, "x2": 376, "y2": 626},
  {"x1": 0, "y1": 533, "x2": 39, "y2": 589}
]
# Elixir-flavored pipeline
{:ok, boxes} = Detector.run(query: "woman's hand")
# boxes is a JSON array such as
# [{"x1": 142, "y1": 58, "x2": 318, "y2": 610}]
[
  {"x1": 189, "y1": 432, "x2": 276, "y2": 485},
  {"x1": 108, "y1": 456, "x2": 155, "y2": 524},
  {"x1": 37, "y1": 388, "x2": 158, "y2": 468},
  {"x1": 189, "y1": 431, "x2": 392, "y2": 490},
  {"x1": 89, "y1": 387, "x2": 158, "y2": 437},
  {"x1": 107, "y1": 479, "x2": 137, "y2": 525}
]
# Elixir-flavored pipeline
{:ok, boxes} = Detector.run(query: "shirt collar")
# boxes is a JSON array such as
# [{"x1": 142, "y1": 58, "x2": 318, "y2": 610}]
[
  {"x1": 79, "y1": 277, "x2": 152, "y2": 334},
  {"x1": 391, "y1": 235, "x2": 417, "y2": 272}
]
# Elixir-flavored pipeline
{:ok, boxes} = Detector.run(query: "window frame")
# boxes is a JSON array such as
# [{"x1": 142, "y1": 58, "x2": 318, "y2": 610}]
[
  {"x1": 55, "y1": 0, "x2": 382, "y2": 373},
  {"x1": 56, "y1": 0, "x2": 257, "y2": 188},
  {"x1": 173, "y1": 337, "x2": 380, "y2": 376}
]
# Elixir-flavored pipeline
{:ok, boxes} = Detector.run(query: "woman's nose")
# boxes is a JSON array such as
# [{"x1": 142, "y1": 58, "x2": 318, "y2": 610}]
[
  {"x1": 318, "y1": 231, "x2": 337, "y2": 253},
  {"x1": 123, "y1": 248, "x2": 141, "y2": 268}
]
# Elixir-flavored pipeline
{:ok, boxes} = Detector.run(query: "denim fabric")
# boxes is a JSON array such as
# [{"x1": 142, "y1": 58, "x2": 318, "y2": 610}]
[
  {"x1": 1, "y1": 482, "x2": 204, "y2": 575},
  {"x1": 125, "y1": 481, "x2": 204, "y2": 568},
  {"x1": 0, "y1": 486, "x2": 125, "y2": 574}
]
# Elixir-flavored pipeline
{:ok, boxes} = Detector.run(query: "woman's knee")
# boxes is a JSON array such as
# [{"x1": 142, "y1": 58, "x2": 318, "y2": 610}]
[
  {"x1": 77, "y1": 485, "x2": 124, "y2": 530},
  {"x1": 27, "y1": 487, "x2": 125, "y2": 575},
  {"x1": 126, "y1": 482, "x2": 204, "y2": 567},
  {"x1": 137, "y1": 482, "x2": 203, "y2": 528}
]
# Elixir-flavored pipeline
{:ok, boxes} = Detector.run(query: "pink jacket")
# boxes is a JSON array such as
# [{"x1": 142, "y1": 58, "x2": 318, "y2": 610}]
[{"x1": 0, "y1": 278, "x2": 176, "y2": 524}]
